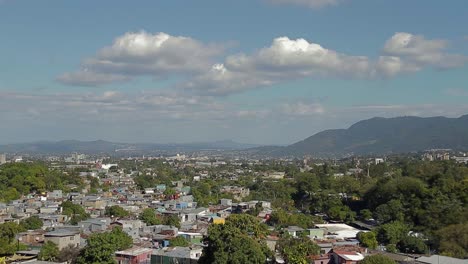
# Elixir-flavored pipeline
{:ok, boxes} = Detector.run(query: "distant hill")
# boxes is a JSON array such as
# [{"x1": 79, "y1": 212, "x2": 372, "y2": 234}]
[
  {"x1": 270, "y1": 114, "x2": 468, "y2": 157},
  {"x1": 2, "y1": 115, "x2": 467, "y2": 157},
  {"x1": 0, "y1": 139, "x2": 259, "y2": 154}
]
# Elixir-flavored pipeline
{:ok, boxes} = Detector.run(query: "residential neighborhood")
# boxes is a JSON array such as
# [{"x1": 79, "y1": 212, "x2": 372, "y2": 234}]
[{"x1": 0, "y1": 152, "x2": 466, "y2": 263}]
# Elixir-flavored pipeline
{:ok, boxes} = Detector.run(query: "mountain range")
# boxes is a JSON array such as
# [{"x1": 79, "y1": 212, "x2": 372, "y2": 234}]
[
  {"x1": 1, "y1": 115, "x2": 467, "y2": 157},
  {"x1": 263, "y1": 114, "x2": 468, "y2": 157}
]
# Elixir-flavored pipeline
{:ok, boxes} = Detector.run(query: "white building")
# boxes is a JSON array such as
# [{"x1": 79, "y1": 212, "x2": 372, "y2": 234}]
[{"x1": 375, "y1": 158, "x2": 384, "y2": 164}]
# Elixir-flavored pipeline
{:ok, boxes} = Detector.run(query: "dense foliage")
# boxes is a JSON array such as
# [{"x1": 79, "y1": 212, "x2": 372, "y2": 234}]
[
  {"x1": 170, "y1": 236, "x2": 190, "y2": 247},
  {"x1": 360, "y1": 254, "x2": 396, "y2": 264},
  {"x1": 357, "y1": 232, "x2": 378, "y2": 250},
  {"x1": 61, "y1": 201, "x2": 90, "y2": 225},
  {"x1": 268, "y1": 209, "x2": 323, "y2": 229},
  {"x1": 38, "y1": 241, "x2": 60, "y2": 261},
  {"x1": 104, "y1": 205, "x2": 130, "y2": 218},
  {"x1": 0, "y1": 163, "x2": 83, "y2": 201},
  {"x1": 200, "y1": 214, "x2": 272, "y2": 264},
  {"x1": 277, "y1": 235, "x2": 320, "y2": 264},
  {"x1": 139, "y1": 208, "x2": 161, "y2": 225},
  {"x1": 163, "y1": 214, "x2": 181, "y2": 228},
  {"x1": 265, "y1": 159, "x2": 468, "y2": 258},
  {"x1": 20, "y1": 215, "x2": 43, "y2": 230},
  {"x1": 76, "y1": 227, "x2": 132, "y2": 264},
  {"x1": 0, "y1": 222, "x2": 27, "y2": 256}
]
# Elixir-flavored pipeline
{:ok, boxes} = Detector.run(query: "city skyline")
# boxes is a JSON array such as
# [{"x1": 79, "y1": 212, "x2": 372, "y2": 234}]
[{"x1": 1, "y1": 0, "x2": 467, "y2": 145}]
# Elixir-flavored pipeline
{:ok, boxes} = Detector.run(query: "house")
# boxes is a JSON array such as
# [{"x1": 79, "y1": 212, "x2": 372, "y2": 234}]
[
  {"x1": 156, "y1": 185, "x2": 167, "y2": 193},
  {"x1": 220, "y1": 199, "x2": 232, "y2": 206},
  {"x1": 367, "y1": 252, "x2": 416, "y2": 263},
  {"x1": 177, "y1": 232, "x2": 203, "y2": 244},
  {"x1": 83, "y1": 197, "x2": 107, "y2": 209},
  {"x1": 263, "y1": 171, "x2": 285, "y2": 179},
  {"x1": 211, "y1": 216, "x2": 225, "y2": 225},
  {"x1": 286, "y1": 226, "x2": 305, "y2": 237},
  {"x1": 416, "y1": 255, "x2": 467, "y2": 264},
  {"x1": 311, "y1": 254, "x2": 331, "y2": 264},
  {"x1": 47, "y1": 190, "x2": 63, "y2": 200},
  {"x1": 114, "y1": 246, "x2": 152, "y2": 264},
  {"x1": 306, "y1": 228, "x2": 325, "y2": 240},
  {"x1": 78, "y1": 218, "x2": 111, "y2": 234},
  {"x1": 220, "y1": 186, "x2": 250, "y2": 200},
  {"x1": 151, "y1": 246, "x2": 202, "y2": 264},
  {"x1": 315, "y1": 224, "x2": 363, "y2": 240},
  {"x1": 17, "y1": 230, "x2": 45, "y2": 245},
  {"x1": 329, "y1": 250, "x2": 364, "y2": 264},
  {"x1": 265, "y1": 235, "x2": 280, "y2": 252},
  {"x1": 44, "y1": 230, "x2": 80, "y2": 250},
  {"x1": 180, "y1": 208, "x2": 209, "y2": 223}
]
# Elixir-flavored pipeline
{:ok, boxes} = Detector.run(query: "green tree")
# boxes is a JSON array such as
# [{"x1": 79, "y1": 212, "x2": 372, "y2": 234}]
[
  {"x1": 374, "y1": 199, "x2": 405, "y2": 224},
  {"x1": 139, "y1": 208, "x2": 161, "y2": 226},
  {"x1": 357, "y1": 231, "x2": 378, "y2": 249},
  {"x1": 104, "y1": 205, "x2": 130, "y2": 218},
  {"x1": 269, "y1": 209, "x2": 322, "y2": 229},
  {"x1": 0, "y1": 222, "x2": 27, "y2": 255},
  {"x1": 199, "y1": 214, "x2": 272, "y2": 263},
  {"x1": 295, "y1": 172, "x2": 320, "y2": 199},
  {"x1": 170, "y1": 236, "x2": 190, "y2": 247},
  {"x1": 164, "y1": 187, "x2": 176, "y2": 197},
  {"x1": 360, "y1": 254, "x2": 396, "y2": 264},
  {"x1": 226, "y1": 214, "x2": 269, "y2": 238},
  {"x1": 38, "y1": 241, "x2": 60, "y2": 261},
  {"x1": 434, "y1": 223, "x2": 468, "y2": 258},
  {"x1": 377, "y1": 221, "x2": 409, "y2": 245},
  {"x1": 327, "y1": 205, "x2": 356, "y2": 223},
  {"x1": 57, "y1": 245, "x2": 81, "y2": 264},
  {"x1": 61, "y1": 201, "x2": 90, "y2": 225},
  {"x1": 76, "y1": 227, "x2": 132, "y2": 264},
  {"x1": 277, "y1": 235, "x2": 320, "y2": 264},
  {"x1": 0, "y1": 222, "x2": 25, "y2": 244},
  {"x1": 397, "y1": 235, "x2": 428, "y2": 254},
  {"x1": 20, "y1": 216, "x2": 43, "y2": 230},
  {"x1": 0, "y1": 188, "x2": 20, "y2": 202},
  {"x1": 163, "y1": 215, "x2": 181, "y2": 228},
  {"x1": 0, "y1": 163, "x2": 83, "y2": 202},
  {"x1": 360, "y1": 209, "x2": 373, "y2": 221},
  {"x1": 199, "y1": 224, "x2": 269, "y2": 264}
]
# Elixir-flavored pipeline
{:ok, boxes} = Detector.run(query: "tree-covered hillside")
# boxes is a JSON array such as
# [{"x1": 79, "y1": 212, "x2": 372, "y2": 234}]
[{"x1": 0, "y1": 163, "x2": 83, "y2": 201}]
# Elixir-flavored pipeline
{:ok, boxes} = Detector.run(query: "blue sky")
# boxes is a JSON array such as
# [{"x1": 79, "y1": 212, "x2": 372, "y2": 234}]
[{"x1": 0, "y1": 0, "x2": 467, "y2": 145}]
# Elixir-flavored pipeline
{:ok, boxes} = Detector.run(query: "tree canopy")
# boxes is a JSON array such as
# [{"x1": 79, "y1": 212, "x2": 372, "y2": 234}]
[
  {"x1": 277, "y1": 235, "x2": 320, "y2": 264},
  {"x1": 104, "y1": 205, "x2": 130, "y2": 218},
  {"x1": 199, "y1": 214, "x2": 272, "y2": 264},
  {"x1": 360, "y1": 254, "x2": 396, "y2": 264},
  {"x1": 76, "y1": 227, "x2": 132, "y2": 264},
  {"x1": 0, "y1": 163, "x2": 83, "y2": 201},
  {"x1": 38, "y1": 241, "x2": 59, "y2": 261},
  {"x1": 139, "y1": 208, "x2": 161, "y2": 226},
  {"x1": 170, "y1": 236, "x2": 190, "y2": 247},
  {"x1": 20, "y1": 216, "x2": 43, "y2": 230},
  {"x1": 61, "y1": 201, "x2": 90, "y2": 225}
]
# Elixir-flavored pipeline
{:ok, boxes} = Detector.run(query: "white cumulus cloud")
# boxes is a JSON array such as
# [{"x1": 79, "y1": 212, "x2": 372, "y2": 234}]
[
  {"x1": 182, "y1": 37, "x2": 370, "y2": 95},
  {"x1": 58, "y1": 31, "x2": 224, "y2": 86},
  {"x1": 377, "y1": 32, "x2": 467, "y2": 76},
  {"x1": 58, "y1": 31, "x2": 467, "y2": 95}
]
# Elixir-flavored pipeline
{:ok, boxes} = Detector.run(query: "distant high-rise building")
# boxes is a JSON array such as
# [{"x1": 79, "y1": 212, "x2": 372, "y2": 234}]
[{"x1": 0, "y1": 153, "x2": 6, "y2": 164}]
